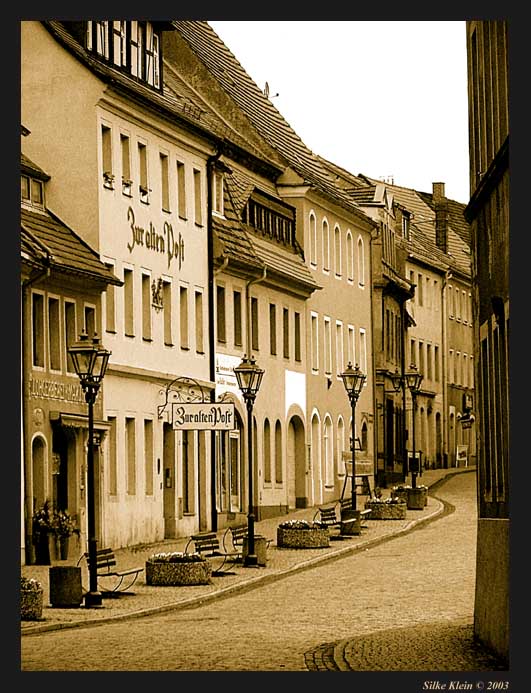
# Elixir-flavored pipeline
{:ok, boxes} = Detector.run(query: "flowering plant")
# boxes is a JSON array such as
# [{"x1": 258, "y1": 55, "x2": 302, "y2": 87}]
[
  {"x1": 32, "y1": 500, "x2": 54, "y2": 534},
  {"x1": 147, "y1": 551, "x2": 206, "y2": 563},
  {"x1": 21, "y1": 576, "x2": 42, "y2": 592},
  {"x1": 366, "y1": 496, "x2": 405, "y2": 505},
  {"x1": 278, "y1": 519, "x2": 326, "y2": 530},
  {"x1": 53, "y1": 509, "x2": 78, "y2": 538},
  {"x1": 392, "y1": 484, "x2": 428, "y2": 492}
]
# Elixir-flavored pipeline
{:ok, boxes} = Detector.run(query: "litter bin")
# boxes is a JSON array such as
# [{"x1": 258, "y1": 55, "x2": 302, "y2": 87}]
[
  {"x1": 243, "y1": 535, "x2": 268, "y2": 566},
  {"x1": 340, "y1": 508, "x2": 361, "y2": 536},
  {"x1": 49, "y1": 566, "x2": 83, "y2": 608}
]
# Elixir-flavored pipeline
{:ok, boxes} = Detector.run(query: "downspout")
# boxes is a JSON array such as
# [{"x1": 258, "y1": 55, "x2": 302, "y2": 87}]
[
  {"x1": 207, "y1": 150, "x2": 221, "y2": 531},
  {"x1": 368, "y1": 224, "x2": 379, "y2": 488},
  {"x1": 22, "y1": 265, "x2": 51, "y2": 563},
  {"x1": 245, "y1": 267, "x2": 267, "y2": 518}
]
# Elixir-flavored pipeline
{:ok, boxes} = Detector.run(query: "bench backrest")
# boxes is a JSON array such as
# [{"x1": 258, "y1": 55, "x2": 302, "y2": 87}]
[
  {"x1": 229, "y1": 526, "x2": 248, "y2": 548},
  {"x1": 191, "y1": 532, "x2": 221, "y2": 555},
  {"x1": 85, "y1": 548, "x2": 117, "y2": 573},
  {"x1": 318, "y1": 507, "x2": 340, "y2": 525}
]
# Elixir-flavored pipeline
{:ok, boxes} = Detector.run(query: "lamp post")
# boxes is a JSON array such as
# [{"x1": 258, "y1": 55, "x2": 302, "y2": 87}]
[
  {"x1": 234, "y1": 355, "x2": 264, "y2": 567},
  {"x1": 404, "y1": 364, "x2": 423, "y2": 489},
  {"x1": 68, "y1": 331, "x2": 111, "y2": 607},
  {"x1": 340, "y1": 362, "x2": 367, "y2": 511},
  {"x1": 390, "y1": 367, "x2": 407, "y2": 482}
]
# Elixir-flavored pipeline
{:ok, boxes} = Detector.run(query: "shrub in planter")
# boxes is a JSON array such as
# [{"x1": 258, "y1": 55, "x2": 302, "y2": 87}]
[
  {"x1": 391, "y1": 484, "x2": 428, "y2": 509},
  {"x1": 21, "y1": 576, "x2": 44, "y2": 621},
  {"x1": 277, "y1": 520, "x2": 330, "y2": 548},
  {"x1": 145, "y1": 551, "x2": 212, "y2": 586},
  {"x1": 364, "y1": 497, "x2": 407, "y2": 520}
]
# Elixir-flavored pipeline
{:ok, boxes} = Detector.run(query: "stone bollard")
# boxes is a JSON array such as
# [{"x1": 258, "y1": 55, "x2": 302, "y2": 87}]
[{"x1": 49, "y1": 566, "x2": 83, "y2": 608}]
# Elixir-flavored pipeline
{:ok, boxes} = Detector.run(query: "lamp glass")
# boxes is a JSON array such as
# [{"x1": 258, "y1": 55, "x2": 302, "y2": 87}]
[
  {"x1": 68, "y1": 333, "x2": 111, "y2": 384},
  {"x1": 340, "y1": 362, "x2": 366, "y2": 398},
  {"x1": 234, "y1": 356, "x2": 264, "y2": 397},
  {"x1": 405, "y1": 365, "x2": 423, "y2": 392},
  {"x1": 390, "y1": 368, "x2": 403, "y2": 392}
]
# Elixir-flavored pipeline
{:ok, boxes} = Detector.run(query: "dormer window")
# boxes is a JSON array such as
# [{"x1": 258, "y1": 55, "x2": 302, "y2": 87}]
[
  {"x1": 402, "y1": 211, "x2": 410, "y2": 240},
  {"x1": 212, "y1": 171, "x2": 224, "y2": 216},
  {"x1": 21, "y1": 174, "x2": 44, "y2": 209}
]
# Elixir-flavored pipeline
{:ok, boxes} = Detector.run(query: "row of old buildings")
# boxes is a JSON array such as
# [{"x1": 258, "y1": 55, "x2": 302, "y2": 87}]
[{"x1": 21, "y1": 21, "x2": 476, "y2": 572}]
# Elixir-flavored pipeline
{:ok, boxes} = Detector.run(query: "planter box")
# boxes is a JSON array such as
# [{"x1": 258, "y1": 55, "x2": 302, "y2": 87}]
[
  {"x1": 277, "y1": 526, "x2": 330, "y2": 549},
  {"x1": 364, "y1": 501, "x2": 407, "y2": 520},
  {"x1": 145, "y1": 559, "x2": 212, "y2": 586},
  {"x1": 21, "y1": 589, "x2": 43, "y2": 620},
  {"x1": 391, "y1": 488, "x2": 408, "y2": 503},
  {"x1": 407, "y1": 487, "x2": 428, "y2": 510}
]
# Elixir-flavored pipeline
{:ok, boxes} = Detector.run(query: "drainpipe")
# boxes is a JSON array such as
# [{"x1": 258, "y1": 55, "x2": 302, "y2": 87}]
[
  {"x1": 441, "y1": 268, "x2": 452, "y2": 469},
  {"x1": 368, "y1": 224, "x2": 379, "y2": 487},
  {"x1": 207, "y1": 150, "x2": 221, "y2": 531},
  {"x1": 245, "y1": 267, "x2": 267, "y2": 518},
  {"x1": 21, "y1": 266, "x2": 51, "y2": 563}
]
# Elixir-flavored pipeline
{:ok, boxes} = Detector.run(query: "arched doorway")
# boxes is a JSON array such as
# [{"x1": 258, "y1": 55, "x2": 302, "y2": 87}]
[
  {"x1": 435, "y1": 412, "x2": 442, "y2": 467},
  {"x1": 287, "y1": 415, "x2": 306, "y2": 508},
  {"x1": 31, "y1": 435, "x2": 47, "y2": 510}
]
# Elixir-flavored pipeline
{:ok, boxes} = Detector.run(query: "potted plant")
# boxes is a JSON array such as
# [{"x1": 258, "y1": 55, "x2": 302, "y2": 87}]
[
  {"x1": 391, "y1": 484, "x2": 428, "y2": 509},
  {"x1": 32, "y1": 500, "x2": 54, "y2": 565},
  {"x1": 277, "y1": 519, "x2": 330, "y2": 549},
  {"x1": 364, "y1": 496, "x2": 407, "y2": 520},
  {"x1": 52, "y1": 509, "x2": 79, "y2": 560},
  {"x1": 145, "y1": 551, "x2": 212, "y2": 586},
  {"x1": 20, "y1": 576, "x2": 44, "y2": 621}
]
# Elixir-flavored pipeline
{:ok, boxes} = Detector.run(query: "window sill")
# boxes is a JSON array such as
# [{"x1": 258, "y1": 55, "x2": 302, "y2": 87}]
[
  {"x1": 162, "y1": 207, "x2": 171, "y2": 214},
  {"x1": 142, "y1": 337, "x2": 153, "y2": 343},
  {"x1": 180, "y1": 346, "x2": 190, "y2": 351},
  {"x1": 194, "y1": 222, "x2": 204, "y2": 229}
]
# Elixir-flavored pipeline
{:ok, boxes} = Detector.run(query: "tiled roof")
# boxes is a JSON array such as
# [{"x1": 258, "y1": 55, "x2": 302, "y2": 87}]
[
  {"x1": 171, "y1": 21, "x2": 374, "y2": 223},
  {"x1": 21, "y1": 206, "x2": 122, "y2": 285},
  {"x1": 418, "y1": 191, "x2": 471, "y2": 247},
  {"x1": 249, "y1": 233, "x2": 319, "y2": 293},
  {"x1": 21, "y1": 153, "x2": 50, "y2": 180},
  {"x1": 21, "y1": 227, "x2": 49, "y2": 267}
]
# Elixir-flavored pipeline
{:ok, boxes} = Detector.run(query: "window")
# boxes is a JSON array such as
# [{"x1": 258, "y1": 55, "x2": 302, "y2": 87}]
[
  {"x1": 176, "y1": 160, "x2": 186, "y2": 219},
  {"x1": 234, "y1": 291, "x2": 242, "y2": 347},
  {"x1": 463, "y1": 354, "x2": 468, "y2": 387},
  {"x1": 419, "y1": 341, "x2": 425, "y2": 376},
  {"x1": 294, "y1": 312, "x2": 301, "y2": 362},
  {"x1": 311, "y1": 313, "x2": 319, "y2": 372},
  {"x1": 309, "y1": 212, "x2": 317, "y2": 267},
  {"x1": 124, "y1": 268, "x2": 134, "y2": 336},
  {"x1": 456, "y1": 351, "x2": 460, "y2": 384},
  {"x1": 193, "y1": 168, "x2": 203, "y2": 226},
  {"x1": 336, "y1": 321, "x2": 344, "y2": 375},
  {"x1": 213, "y1": 171, "x2": 224, "y2": 216},
  {"x1": 427, "y1": 344, "x2": 432, "y2": 381},
  {"x1": 48, "y1": 297, "x2": 61, "y2": 371},
  {"x1": 163, "y1": 280, "x2": 172, "y2": 346},
  {"x1": 425, "y1": 277, "x2": 431, "y2": 309},
  {"x1": 449, "y1": 349, "x2": 454, "y2": 383},
  {"x1": 269, "y1": 304, "x2": 277, "y2": 355},
  {"x1": 84, "y1": 306, "x2": 95, "y2": 339},
  {"x1": 182, "y1": 431, "x2": 195, "y2": 514},
  {"x1": 144, "y1": 419, "x2": 154, "y2": 496},
  {"x1": 120, "y1": 134, "x2": 132, "y2": 195},
  {"x1": 21, "y1": 174, "x2": 44, "y2": 207},
  {"x1": 108, "y1": 416, "x2": 117, "y2": 495},
  {"x1": 275, "y1": 420, "x2": 282, "y2": 484},
  {"x1": 357, "y1": 237, "x2": 365, "y2": 286},
  {"x1": 410, "y1": 338, "x2": 416, "y2": 367},
  {"x1": 101, "y1": 124, "x2": 114, "y2": 189},
  {"x1": 142, "y1": 273, "x2": 151, "y2": 341},
  {"x1": 130, "y1": 20, "x2": 144, "y2": 79},
  {"x1": 105, "y1": 269, "x2": 116, "y2": 333},
  {"x1": 64, "y1": 302, "x2": 77, "y2": 373},
  {"x1": 334, "y1": 225, "x2": 341, "y2": 277},
  {"x1": 455, "y1": 287, "x2": 461, "y2": 321},
  {"x1": 346, "y1": 231, "x2": 354, "y2": 282},
  {"x1": 347, "y1": 325, "x2": 356, "y2": 366},
  {"x1": 322, "y1": 219, "x2": 330, "y2": 272},
  {"x1": 324, "y1": 317, "x2": 332, "y2": 374},
  {"x1": 417, "y1": 273, "x2": 423, "y2": 306},
  {"x1": 138, "y1": 142, "x2": 149, "y2": 203},
  {"x1": 126, "y1": 417, "x2": 136, "y2": 495},
  {"x1": 283, "y1": 308, "x2": 289, "y2": 359},
  {"x1": 145, "y1": 24, "x2": 160, "y2": 88},
  {"x1": 264, "y1": 419, "x2": 271, "y2": 484},
  {"x1": 409, "y1": 270, "x2": 415, "y2": 302},
  {"x1": 359, "y1": 328, "x2": 367, "y2": 374},
  {"x1": 251, "y1": 297, "x2": 259, "y2": 351},
  {"x1": 324, "y1": 416, "x2": 334, "y2": 486},
  {"x1": 160, "y1": 152, "x2": 170, "y2": 212},
  {"x1": 402, "y1": 211, "x2": 410, "y2": 239},
  {"x1": 448, "y1": 284, "x2": 454, "y2": 318},
  {"x1": 434, "y1": 345, "x2": 440, "y2": 382},
  {"x1": 94, "y1": 21, "x2": 109, "y2": 58},
  {"x1": 216, "y1": 285, "x2": 226, "y2": 343},
  {"x1": 32, "y1": 292, "x2": 45, "y2": 368},
  {"x1": 112, "y1": 21, "x2": 126, "y2": 67},
  {"x1": 195, "y1": 290, "x2": 204, "y2": 353},
  {"x1": 463, "y1": 290, "x2": 468, "y2": 323},
  {"x1": 180, "y1": 285, "x2": 189, "y2": 349}
]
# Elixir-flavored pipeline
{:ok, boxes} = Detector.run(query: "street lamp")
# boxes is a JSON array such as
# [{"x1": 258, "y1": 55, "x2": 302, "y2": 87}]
[
  {"x1": 404, "y1": 364, "x2": 423, "y2": 489},
  {"x1": 68, "y1": 331, "x2": 111, "y2": 607},
  {"x1": 234, "y1": 355, "x2": 264, "y2": 567},
  {"x1": 340, "y1": 362, "x2": 367, "y2": 511}
]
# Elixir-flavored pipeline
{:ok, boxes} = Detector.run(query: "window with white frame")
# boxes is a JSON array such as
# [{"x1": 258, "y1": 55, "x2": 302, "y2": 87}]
[
  {"x1": 120, "y1": 133, "x2": 132, "y2": 195},
  {"x1": 335, "y1": 321, "x2": 344, "y2": 375},
  {"x1": 322, "y1": 219, "x2": 330, "y2": 272},
  {"x1": 309, "y1": 212, "x2": 317, "y2": 267},
  {"x1": 357, "y1": 237, "x2": 365, "y2": 286},
  {"x1": 21, "y1": 174, "x2": 44, "y2": 208},
  {"x1": 311, "y1": 312, "x2": 319, "y2": 372},
  {"x1": 176, "y1": 160, "x2": 186, "y2": 219},
  {"x1": 334, "y1": 225, "x2": 342, "y2": 278},
  {"x1": 346, "y1": 230, "x2": 354, "y2": 282},
  {"x1": 324, "y1": 316, "x2": 332, "y2": 375},
  {"x1": 31, "y1": 292, "x2": 45, "y2": 369},
  {"x1": 359, "y1": 328, "x2": 367, "y2": 374},
  {"x1": 347, "y1": 325, "x2": 356, "y2": 366},
  {"x1": 193, "y1": 168, "x2": 203, "y2": 226},
  {"x1": 180, "y1": 285, "x2": 189, "y2": 349},
  {"x1": 138, "y1": 141, "x2": 149, "y2": 203},
  {"x1": 323, "y1": 416, "x2": 334, "y2": 486},
  {"x1": 64, "y1": 301, "x2": 77, "y2": 373},
  {"x1": 163, "y1": 279, "x2": 172, "y2": 346},
  {"x1": 142, "y1": 273, "x2": 152, "y2": 341},
  {"x1": 160, "y1": 152, "x2": 170, "y2": 212},
  {"x1": 212, "y1": 170, "x2": 224, "y2": 216},
  {"x1": 48, "y1": 296, "x2": 61, "y2": 371},
  {"x1": 101, "y1": 124, "x2": 114, "y2": 189},
  {"x1": 112, "y1": 21, "x2": 127, "y2": 67}
]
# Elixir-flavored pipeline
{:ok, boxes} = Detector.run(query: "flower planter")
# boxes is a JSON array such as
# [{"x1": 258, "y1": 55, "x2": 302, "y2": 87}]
[
  {"x1": 145, "y1": 559, "x2": 212, "y2": 586},
  {"x1": 407, "y1": 487, "x2": 428, "y2": 510},
  {"x1": 21, "y1": 588, "x2": 44, "y2": 620},
  {"x1": 391, "y1": 488, "x2": 408, "y2": 504},
  {"x1": 364, "y1": 501, "x2": 407, "y2": 520},
  {"x1": 277, "y1": 526, "x2": 329, "y2": 548}
]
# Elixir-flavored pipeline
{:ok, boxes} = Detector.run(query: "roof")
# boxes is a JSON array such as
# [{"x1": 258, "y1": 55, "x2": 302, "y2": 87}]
[
  {"x1": 21, "y1": 206, "x2": 122, "y2": 286},
  {"x1": 21, "y1": 153, "x2": 50, "y2": 181},
  {"x1": 171, "y1": 21, "x2": 375, "y2": 225}
]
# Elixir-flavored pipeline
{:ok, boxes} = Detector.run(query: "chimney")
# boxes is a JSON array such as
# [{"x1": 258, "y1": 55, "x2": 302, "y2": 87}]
[{"x1": 433, "y1": 182, "x2": 448, "y2": 253}]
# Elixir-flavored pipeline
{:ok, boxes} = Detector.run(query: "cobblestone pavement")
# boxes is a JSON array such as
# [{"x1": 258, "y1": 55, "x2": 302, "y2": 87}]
[{"x1": 20, "y1": 466, "x2": 509, "y2": 674}]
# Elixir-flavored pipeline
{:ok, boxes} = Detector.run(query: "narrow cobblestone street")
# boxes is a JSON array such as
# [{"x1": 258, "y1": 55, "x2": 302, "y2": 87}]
[{"x1": 21, "y1": 471, "x2": 508, "y2": 675}]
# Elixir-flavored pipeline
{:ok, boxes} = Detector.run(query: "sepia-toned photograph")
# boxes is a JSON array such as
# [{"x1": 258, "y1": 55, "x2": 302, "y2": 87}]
[{"x1": 20, "y1": 17, "x2": 510, "y2": 680}]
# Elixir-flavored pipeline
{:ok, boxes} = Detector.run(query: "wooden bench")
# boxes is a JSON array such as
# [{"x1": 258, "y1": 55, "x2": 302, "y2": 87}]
[
  {"x1": 339, "y1": 498, "x2": 372, "y2": 528},
  {"x1": 314, "y1": 502, "x2": 371, "y2": 538},
  {"x1": 222, "y1": 525, "x2": 272, "y2": 559},
  {"x1": 184, "y1": 531, "x2": 241, "y2": 576},
  {"x1": 78, "y1": 547, "x2": 144, "y2": 596}
]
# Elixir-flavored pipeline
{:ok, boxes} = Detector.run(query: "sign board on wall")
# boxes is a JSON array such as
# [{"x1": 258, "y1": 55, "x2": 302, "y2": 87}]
[
  {"x1": 456, "y1": 444, "x2": 468, "y2": 467},
  {"x1": 172, "y1": 402, "x2": 235, "y2": 430}
]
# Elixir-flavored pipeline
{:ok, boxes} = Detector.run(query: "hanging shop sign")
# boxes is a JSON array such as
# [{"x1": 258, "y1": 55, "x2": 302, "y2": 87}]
[{"x1": 171, "y1": 402, "x2": 235, "y2": 431}]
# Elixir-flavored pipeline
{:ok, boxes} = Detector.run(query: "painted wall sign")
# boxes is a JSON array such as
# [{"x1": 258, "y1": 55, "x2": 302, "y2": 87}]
[
  {"x1": 29, "y1": 376, "x2": 84, "y2": 403},
  {"x1": 172, "y1": 402, "x2": 235, "y2": 430},
  {"x1": 126, "y1": 206, "x2": 185, "y2": 269}
]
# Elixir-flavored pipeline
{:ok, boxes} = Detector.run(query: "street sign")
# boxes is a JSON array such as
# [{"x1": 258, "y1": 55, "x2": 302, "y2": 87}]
[{"x1": 172, "y1": 402, "x2": 235, "y2": 430}]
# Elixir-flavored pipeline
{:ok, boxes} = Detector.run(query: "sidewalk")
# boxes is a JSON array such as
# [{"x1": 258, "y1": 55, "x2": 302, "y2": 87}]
[{"x1": 21, "y1": 466, "x2": 474, "y2": 636}]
